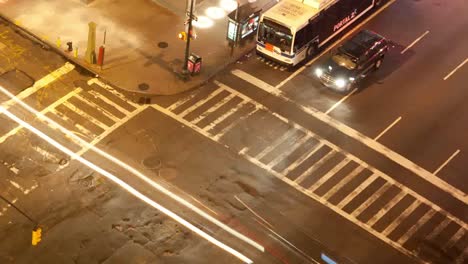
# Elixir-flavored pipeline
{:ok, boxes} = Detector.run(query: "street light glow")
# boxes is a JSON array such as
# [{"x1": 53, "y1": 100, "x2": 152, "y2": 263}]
[
  {"x1": 220, "y1": 0, "x2": 237, "y2": 12},
  {"x1": 206, "y1": 7, "x2": 226, "y2": 19},
  {"x1": 193, "y1": 16, "x2": 214, "y2": 28}
]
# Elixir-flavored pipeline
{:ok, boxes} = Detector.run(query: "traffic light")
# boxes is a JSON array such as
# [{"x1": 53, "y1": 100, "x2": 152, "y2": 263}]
[
  {"x1": 178, "y1": 31, "x2": 187, "y2": 41},
  {"x1": 32, "y1": 227, "x2": 42, "y2": 246}
]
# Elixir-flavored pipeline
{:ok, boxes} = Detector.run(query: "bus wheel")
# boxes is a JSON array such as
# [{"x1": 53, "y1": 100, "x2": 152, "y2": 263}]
[{"x1": 306, "y1": 45, "x2": 316, "y2": 59}]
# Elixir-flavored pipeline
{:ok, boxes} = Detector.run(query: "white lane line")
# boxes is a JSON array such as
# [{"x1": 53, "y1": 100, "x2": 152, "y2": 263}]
[
  {"x1": 266, "y1": 134, "x2": 310, "y2": 170},
  {"x1": 401, "y1": 30, "x2": 430, "y2": 54},
  {"x1": 366, "y1": 191, "x2": 407, "y2": 227},
  {"x1": 397, "y1": 209, "x2": 436, "y2": 245},
  {"x1": 188, "y1": 194, "x2": 219, "y2": 216},
  {"x1": 62, "y1": 101, "x2": 109, "y2": 129},
  {"x1": 443, "y1": 58, "x2": 468, "y2": 81},
  {"x1": 426, "y1": 217, "x2": 451, "y2": 240},
  {"x1": 295, "y1": 150, "x2": 336, "y2": 184},
  {"x1": 374, "y1": 116, "x2": 402, "y2": 141},
  {"x1": 336, "y1": 173, "x2": 379, "y2": 209},
  {"x1": 444, "y1": 227, "x2": 465, "y2": 250},
  {"x1": 275, "y1": 0, "x2": 397, "y2": 91},
  {"x1": 434, "y1": 149, "x2": 460, "y2": 175},
  {"x1": 281, "y1": 141, "x2": 323, "y2": 175},
  {"x1": 231, "y1": 69, "x2": 280, "y2": 96},
  {"x1": 192, "y1": 93, "x2": 236, "y2": 125},
  {"x1": 234, "y1": 195, "x2": 274, "y2": 229},
  {"x1": 325, "y1": 88, "x2": 358, "y2": 115},
  {"x1": 87, "y1": 90, "x2": 131, "y2": 116},
  {"x1": 351, "y1": 181, "x2": 392, "y2": 217},
  {"x1": 382, "y1": 200, "x2": 421, "y2": 237},
  {"x1": 0, "y1": 62, "x2": 75, "y2": 111},
  {"x1": 256, "y1": 128, "x2": 298, "y2": 160},
  {"x1": 179, "y1": 88, "x2": 224, "y2": 118},
  {"x1": 73, "y1": 93, "x2": 120, "y2": 123},
  {"x1": 0, "y1": 106, "x2": 255, "y2": 264},
  {"x1": 323, "y1": 165, "x2": 365, "y2": 200},
  {"x1": 309, "y1": 157, "x2": 350, "y2": 192}
]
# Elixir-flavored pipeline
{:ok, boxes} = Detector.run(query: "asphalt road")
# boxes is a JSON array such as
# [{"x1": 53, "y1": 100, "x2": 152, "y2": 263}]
[{"x1": 0, "y1": 0, "x2": 467, "y2": 264}]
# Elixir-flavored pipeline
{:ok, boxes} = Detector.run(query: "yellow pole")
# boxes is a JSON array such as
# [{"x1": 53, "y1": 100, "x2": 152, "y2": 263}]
[
  {"x1": 56, "y1": 37, "x2": 61, "y2": 48},
  {"x1": 74, "y1": 47, "x2": 78, "y2": 58}
]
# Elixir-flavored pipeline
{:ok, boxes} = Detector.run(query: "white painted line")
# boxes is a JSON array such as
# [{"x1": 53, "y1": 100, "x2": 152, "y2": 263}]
[
  {"x1": 234, "y1": 195, "x2": 274, "y2": 229},
  {"x1": 426, "y1": 217, "x2": 451, "y2": 240},
  {"x1": 33, "y1": 145, "x2": 61, "y2": 163},
  {"x1": 0, "y1": 88, "x2": 82, "y2": 144},
  {"x1": 281, "y1": 141, "x2": 323, "y2": 175},
  {"x1": 192, "y1": 93, "x2": 236, "y2": 125},
  {"x1": 167, "y1": 91, "x2": 199, "y2": 111},
  {"x1": 434, "y1": 149, "x2": 460, "y2": 175},
  {"x1": 351, "y1": 181, "x2": 392, "y2": 217},
  {"x1": 87, "y1": 90, "x2": 131, "y2": 115},
  {"x1": 325, "y1": 88, "x2": 358, "y2": 115},
  {"x1": 323, "y1": 165, "x2": 365, "y2": 200},
  {"x1": 0, "y1": 62, "x2": 75, "y2": 111},
  {"x1": 337, "y1": 173, "x2": 378, "y2": 209},
  {"x1": 256, "y1": 129, "x2": 299, "y2": 160},
  {"x1": 374, "y1": 116, "x2": 402, "y2": 141},
  {"x1": 295, "y1": 150, "x2": 336, "y2": 184},
  {"x1": 266, "y1": 134, "x2": 310, "y2": 170},
  {"x1": 189, "y1": 194, "x2": 219, "y2": 216},
  {"x1": 204, "y1": 101, "x2": 247, "y2": 133},
  {"x1": 179, "y1": 89, "x2": 224, "y2": 117},
  {"x1": 50, "y1": 109, "x2": 95, "y2": 140},
  {"x1": 87, "y1": 78, "x2": 140, "y2": 108},
  {"x1": 275, "y1": 0, "x2": 397, "y2": 91},
  {"x1": 366, "y1": 190, "x2": 407, "y2": 227},
  {"x1": 397, "y1": 209, "x2": 436, "y2": 245},
  {"x1": 443, "y1": 58, "x2": 468, "y2": 81},
  {"x1": 231, "y1": 69, "x2": 281, "y2": 96},
  {"x1": 309, "y1": 158, "x2": 350, "y2": 192},
  {"x1": 62, "y1": 101, "x2": 109, "y2": 129},
  {"x1": 382, "y1": 200, "x2": 421, "y2": 237},
  {"x1": 401, "y1": 30, "x2": 430, "y2": 54},
  {"x1": 212, "y1": 107, "x2": 258, "y2": 141},
  {"x1": 444, "y1": 226, "x2": 465, "y2": 250},
  {"x1": 74, "y1": 93, "x2": 120, "y2": 123},
  {"x1": 0, "y1": 106, "x2": 255, "y2": 264}
]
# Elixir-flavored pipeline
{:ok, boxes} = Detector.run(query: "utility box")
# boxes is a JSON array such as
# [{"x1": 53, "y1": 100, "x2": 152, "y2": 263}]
[{"x1": 187, "y1": 53, "x2": 202, "y2": 75}]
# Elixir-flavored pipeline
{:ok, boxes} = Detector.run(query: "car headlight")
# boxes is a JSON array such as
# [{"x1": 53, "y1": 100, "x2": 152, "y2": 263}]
[
  {"x1": 335, "y1": 79, "x2": 346, "y2": 88},
  {"x1": 315, "y1": 68, "x2": 323, "y2": 77},
  {"x1": 349, "y1": 77, "x2": 355, "y2": 82}
]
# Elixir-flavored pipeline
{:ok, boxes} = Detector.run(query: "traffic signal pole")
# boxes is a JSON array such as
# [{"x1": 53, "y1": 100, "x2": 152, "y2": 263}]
[
  {"x1": 0, "y1": 194, "x2": 37, "y2": 225},
  {"x1": 182, "y1": 0, "x2": 195, "y2": 77}
]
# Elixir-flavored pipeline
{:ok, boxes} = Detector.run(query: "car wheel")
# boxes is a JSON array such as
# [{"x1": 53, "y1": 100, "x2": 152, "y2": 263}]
[{"x1": 375, "y1": 59, "x2": 382, "y2": 70}]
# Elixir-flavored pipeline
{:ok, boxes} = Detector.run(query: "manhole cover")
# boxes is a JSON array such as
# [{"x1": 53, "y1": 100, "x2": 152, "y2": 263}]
[
  {"x1": 138, "y1": 83, "x2": 149, "y2": 91},
  {"x1": 158, "y1": 42, "x2": 168, "y2": 48},
  {"x1": 159, "y1": 168, "x2": 177, "y2": 180},
  {"x1": 142, "y1": 156, "x2": 161, "y2": 170}
]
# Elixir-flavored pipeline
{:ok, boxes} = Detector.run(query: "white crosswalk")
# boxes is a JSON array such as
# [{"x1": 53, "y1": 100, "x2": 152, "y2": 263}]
[{"x1": 152, "y1": 80, "x2": 468, "y2": 264}]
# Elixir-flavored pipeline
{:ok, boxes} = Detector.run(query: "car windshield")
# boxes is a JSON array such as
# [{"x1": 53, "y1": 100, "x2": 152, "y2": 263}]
[
  {"x1": 258, "y1": 19, "x2": 292, "y2": 52},
  {"x1": 331, "y1": 53, "x2": 357, "y2": 70}
]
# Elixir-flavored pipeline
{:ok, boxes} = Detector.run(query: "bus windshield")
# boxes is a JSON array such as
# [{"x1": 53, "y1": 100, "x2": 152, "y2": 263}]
[{"x1": 258, "y1": 18, "x2": 293, "y2": 52}]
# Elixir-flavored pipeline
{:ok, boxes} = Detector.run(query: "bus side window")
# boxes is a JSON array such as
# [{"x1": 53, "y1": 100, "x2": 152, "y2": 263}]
[{"x1": 294, "y1": 28, "x2": 306, "y2": 52}]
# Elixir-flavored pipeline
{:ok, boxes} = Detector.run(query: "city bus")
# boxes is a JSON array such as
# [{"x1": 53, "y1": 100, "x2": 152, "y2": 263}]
[{"x1": 256, "y1": 0, "x2": 384, "y2": 67}]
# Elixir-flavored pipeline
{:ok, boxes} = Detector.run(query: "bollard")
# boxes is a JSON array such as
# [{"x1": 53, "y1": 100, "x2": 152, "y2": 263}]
[
  {"x1": 66, "y1": 41, "x2": 73, "y2": 52},
  {"x1": 56, "y1": 37, "x2": 61, "y2": 48},
  {"x1": 74, "y1": 47, "x2": 78, "y2": 58}
]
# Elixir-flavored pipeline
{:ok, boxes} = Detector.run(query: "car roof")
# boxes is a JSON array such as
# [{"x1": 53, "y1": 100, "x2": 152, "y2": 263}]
[{"x1": 338, "y1": 30, "x2": 385, "y2": 60}]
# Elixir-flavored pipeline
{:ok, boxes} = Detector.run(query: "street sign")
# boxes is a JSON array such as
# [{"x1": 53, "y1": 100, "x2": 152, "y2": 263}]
[{"x1": 185, "y1": 12, "x2": 198, "y2": 21}]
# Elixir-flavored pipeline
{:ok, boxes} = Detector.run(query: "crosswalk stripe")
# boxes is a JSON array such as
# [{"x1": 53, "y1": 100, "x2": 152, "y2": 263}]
[
  {"x1": 366, "y1": 190, "x2": 407, "y2": 227},
  {"x1": 0, "y1": 88, "x2": 81, "y2": 144},
  {"x1": 323, "y1": 165, "x2": 365, "y2": 200},
  {"x1": 212, "y1": 107, "x2": 258, "y2": 141},
  {"x1": 87, "y1": 90, "x2": 131, "y2": 115},
  {"x1": 87, "y1": 78, "x2": 140, "y2": 108},
  {"x1": 444, "y1": 227, "x2": 465, "y2": 250},
  {"x1": 74, "y1": 94, "x2": 120, "y2": 123},
  {"x1": 231, "y1": 69, "x2": 280, "y2": 96},
  {"x1": 192, "y1": 93, "x2": 236, "y2": 125},
  {"x1": 49, "y1": 109, "x2": 95, "y2": 140},
  {"x1": 397, "y1": 209, "x2": 436, "y2": 245},
  {"x1": 255, "y1": 128, "x2": 298, "y2": 160},
  {"x1": 266, "y1": 134, "x2": 310, "y2": 170},
  {"x1": 309, "y1": 157, "x2": 350, "y2": 192},
  {"x1": 179, "y1": 89, "x2": 224, "y2": 118},
  {"x1": 203, "y1": 101, "x2": 248, "y2": 133},
  {"x1": 426, "y1": 217, "x2": 451, "y2": 240},
  {"x1": 337, "y1": 173, "x2": 378, "y2": 209},
  {"x1": 0, "y1": 62, "x2": 75, "y2": 111},
  {"x1": 167, "y1": 91, "x2": 199, "y2": 111},
  {"x1": 351, "y1": 181, "x2": 392, "y2": 217},
  {"x1": 281, "y1": 141, "x2": 323, "y2": 175},
  {"x1": 62, "y1": 101, "x2": 109, "y2": 129},
  {"x1": 382, "y1": 200, "x2": 421, "y2": 236},
  {"x1": 295, "y1": 150, "x2": 336, "y2": 184}
]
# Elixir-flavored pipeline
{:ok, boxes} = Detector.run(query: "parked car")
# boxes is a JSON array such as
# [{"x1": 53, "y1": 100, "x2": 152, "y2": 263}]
[{"x1": 314, "y1": 29, "x2": 389, "y2": 92}]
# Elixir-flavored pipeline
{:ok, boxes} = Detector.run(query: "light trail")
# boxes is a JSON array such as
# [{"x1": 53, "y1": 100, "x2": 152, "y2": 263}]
[
  {"x1": 0, "y1": 104, "x2": 253, "y2": 264},
  {"x1": 0, "y1": 85, "x2": 265, "y2": 252}
]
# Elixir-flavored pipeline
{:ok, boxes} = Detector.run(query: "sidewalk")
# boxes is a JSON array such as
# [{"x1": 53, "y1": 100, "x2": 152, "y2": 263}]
[{"x1": 0, "y1": 0, "x2": 275, "y2": 96}]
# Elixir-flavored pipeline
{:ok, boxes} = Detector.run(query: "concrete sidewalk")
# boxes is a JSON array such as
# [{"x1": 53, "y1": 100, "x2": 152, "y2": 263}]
[{"x1": 0, "y1": 0, "x2": 275, "y2": 96}]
